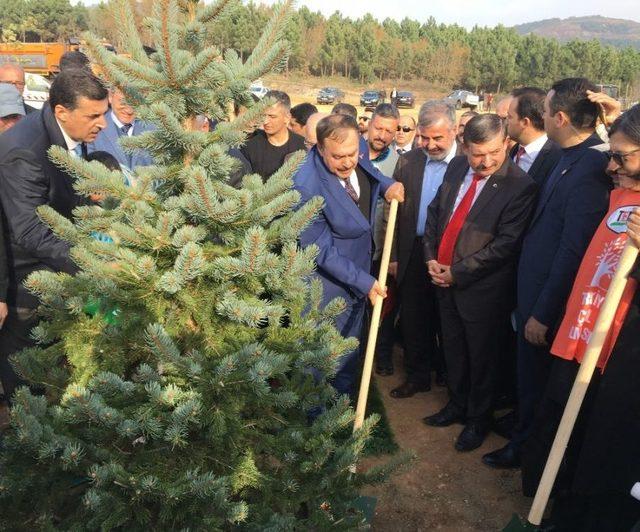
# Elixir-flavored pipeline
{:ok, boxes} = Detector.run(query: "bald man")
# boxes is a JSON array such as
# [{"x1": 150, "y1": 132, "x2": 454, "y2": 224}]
[
  {"x1": 0, "y1": 64, "x2": 36, "y2": 114},
  {"x1": 303, "y1": 112, "x2": 329, "y2": 151}
]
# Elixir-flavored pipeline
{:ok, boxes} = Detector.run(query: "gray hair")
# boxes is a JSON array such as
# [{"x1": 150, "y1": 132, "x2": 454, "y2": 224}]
[
  {"x1": 418, "y1": 100, "x2": 456, "y2": 128},
  {"x1": 372, "y1": 102, "x2": 400, "y2": 121}
]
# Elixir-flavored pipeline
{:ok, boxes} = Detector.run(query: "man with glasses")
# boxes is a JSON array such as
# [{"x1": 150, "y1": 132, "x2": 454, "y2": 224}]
[
  {"x1": 0, "y1": 63, "x2": 36, "y2": 114},
  {"x1": 358, "y1": 111, "x2": 372, "y2": 138},
  {"x1": 393, "y1": 116, "x2": 416, "y2": 155}
]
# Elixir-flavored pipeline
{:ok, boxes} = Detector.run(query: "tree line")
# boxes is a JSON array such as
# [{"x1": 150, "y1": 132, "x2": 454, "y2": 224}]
[{"x1": 2, "y1": 0, "x2": 640, "y2": 95}]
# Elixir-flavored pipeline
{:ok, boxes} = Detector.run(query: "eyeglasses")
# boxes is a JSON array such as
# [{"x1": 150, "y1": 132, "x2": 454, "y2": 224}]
[
  {"x1": 358, "y1": 116, "x2": 370, "y2": 122},
  {"x1": 607, "y1": 147, "x2": 640, "y2": 166},
  {"x1": 397, "y1": 126, "x2": 415, "y2": 133}
]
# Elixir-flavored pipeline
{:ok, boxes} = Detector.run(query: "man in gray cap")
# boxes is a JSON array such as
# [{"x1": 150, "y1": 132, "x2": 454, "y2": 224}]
[{"x1": 0, "y1": 83, "x2": 26, "y2": 133}]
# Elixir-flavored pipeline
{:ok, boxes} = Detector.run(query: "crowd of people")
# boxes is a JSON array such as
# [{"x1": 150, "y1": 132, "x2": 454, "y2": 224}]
[{"x1": 0, "y1": 56, "x2": 639, "y2": 530}]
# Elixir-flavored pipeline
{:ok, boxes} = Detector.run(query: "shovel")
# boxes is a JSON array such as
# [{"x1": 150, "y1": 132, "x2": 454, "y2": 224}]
[
  {"x1": 353, "y1": 198, "x2": 399, "y2": 433},
  {"x1": 505, "y1": 238, "x2": 639, "y2": 531}
]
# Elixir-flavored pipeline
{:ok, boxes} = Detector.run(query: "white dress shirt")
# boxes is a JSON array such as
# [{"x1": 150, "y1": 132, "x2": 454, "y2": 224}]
[
  {"x1": 515, "y1": 134, "x2": 548, "y2": 173},
  {"x1": 339, "y1": 169, "x2": 361, "y2": 198},
  {"x1": 56, "y1": 119, "x2": 81, "y2": 155},
  {"x1": 111, "y1": 110, "x2": 135, "y2": 136},
  {"x1": 451, "y1": 166, "x2": 490, "y2": 216}
]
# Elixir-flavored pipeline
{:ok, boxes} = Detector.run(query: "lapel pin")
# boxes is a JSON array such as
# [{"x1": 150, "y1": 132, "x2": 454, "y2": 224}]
[
  {"x1": 492, "y1": 183, "x2": 498, "y2": 188},
  {"x1": 561, "y1": 168, "x2": 568, "y2": 175}
]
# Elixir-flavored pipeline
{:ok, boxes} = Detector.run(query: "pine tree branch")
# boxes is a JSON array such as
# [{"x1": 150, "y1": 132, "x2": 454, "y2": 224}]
[
  {"x1": 154, "y1": 0, "x2": 180, "y2": 87},
  {"x1": 111, "y1": 0, "x2": 150, "y2": 65}
]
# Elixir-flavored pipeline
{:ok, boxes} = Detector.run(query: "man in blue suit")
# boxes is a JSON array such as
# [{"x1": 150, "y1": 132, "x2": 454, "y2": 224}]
[
  {"x1": 88, "y1": 88, "x2": 155, "y2": 170},
  {"x1": 294, "y1": 114, "x2": 405, "y2": 397},
  {"x1": 482, "y1": 78, "x2": 612, "y2": 470}
]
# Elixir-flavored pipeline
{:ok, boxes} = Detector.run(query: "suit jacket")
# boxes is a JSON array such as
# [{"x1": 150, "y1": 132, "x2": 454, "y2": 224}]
[
  {"x1": 294, "y1": 144, "x2": 394, "y2": 309},
  {"x1": 0, "y1": 104, "x2": 83, "y2": 308},
  {"x1": 517, "y1": 134, "x2": 611, "y2": 329},
  {"x1": 423, "y1": 156, "x2": 538, "y2": 320},
  {"x1": 88, "y1": 111, "x2": 155, "y2": 169},
  {"x1": 391, "y1": 148, "x2": 428, "y2": 284},
  {"x1": 510, "y1": 138, "x2": 562, "y2": 187}
]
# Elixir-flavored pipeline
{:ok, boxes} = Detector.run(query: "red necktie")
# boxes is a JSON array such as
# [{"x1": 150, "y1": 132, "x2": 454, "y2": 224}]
[
  {"x1": 515, "y1": 145, "x2": 526, "y2": 165},
  {"x1": 437, "y1": 173, "x2": 484, "y2": 266}
]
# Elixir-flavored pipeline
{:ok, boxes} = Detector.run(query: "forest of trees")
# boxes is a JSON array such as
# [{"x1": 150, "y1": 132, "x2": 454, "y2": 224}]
[{"x1": 2, "y1": 0, "x2": 640, "y2": 95}]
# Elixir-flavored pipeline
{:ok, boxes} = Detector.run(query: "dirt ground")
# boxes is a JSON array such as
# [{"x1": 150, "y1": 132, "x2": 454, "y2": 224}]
[{"x1": 360, "y1": 349, "x2": 529, "y2": 531}]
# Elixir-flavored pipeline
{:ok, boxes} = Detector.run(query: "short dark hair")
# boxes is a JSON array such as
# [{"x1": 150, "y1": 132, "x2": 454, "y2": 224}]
[
  {"x1": 463, "y1": 113, "x2": 506, "y2": 145},
  {"x1": 549, "y1": 78, "x2": 599, "y2": 130},
  {"x1": 86, "y1": 150, "x2": 121, "y2": 171},
  {"x1": 609, "y1": 103, "x2": 640, "y2": 145},
  {"x1": 331, "y1": 102, "x2": 358, "y2": 119},
  {"x1": 372, "y1": 102, "x2": 400, "y2": 121},
  {"x1": 511, "y1": 87, "x2": 546, "y2": 131},
  {"x1": 265, "y1": 90, "x2": 291, "y2": 111},
  {"x1": 290, "y1": 102, "x2": 318, "y2": 126},
  {"x1": 316, "y1": 113, "x2": 358, "y2": 147},
  {"x1": 49, "y1": 68, "x2": 108, "y2": 110},
  {"x1": 59, "y1": 50, "x2": 91, "y2": 72}
]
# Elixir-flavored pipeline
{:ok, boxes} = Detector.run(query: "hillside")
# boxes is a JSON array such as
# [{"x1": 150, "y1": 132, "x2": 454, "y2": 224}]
[{"x1": 513, "y1": 16, "x2": 640, "y2": 49}]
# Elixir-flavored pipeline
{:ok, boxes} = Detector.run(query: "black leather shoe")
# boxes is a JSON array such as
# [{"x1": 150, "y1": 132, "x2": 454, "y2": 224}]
[
  {"x1": 482, "y1": 444, "x2": 521, "y2": 469},
  {"x1": 375, "y1": 366, "x2": 394, "y2": 376},
  {"x1": 390, "y1": 381, "x2": 430, "y2": 398},
  {"x1": 423, "y1": 402, "x2": 465, "y2": 427},
  {"x1": 455, "y1": 422, "x2": 489, "y2": 452},
  {"x1": 435, "y1": 371, "x2": 447, "y2": 387}
]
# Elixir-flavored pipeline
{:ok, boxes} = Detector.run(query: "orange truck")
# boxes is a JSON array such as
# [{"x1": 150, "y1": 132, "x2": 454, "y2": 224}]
[{"x1": 0, "y1": 41, "x2": 79, "y2": 77}]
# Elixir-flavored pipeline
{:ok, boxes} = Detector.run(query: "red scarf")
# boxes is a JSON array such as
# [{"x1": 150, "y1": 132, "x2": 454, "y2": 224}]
[{"x1": 551, "y1": 188, "x2": 640, "y2": 372}]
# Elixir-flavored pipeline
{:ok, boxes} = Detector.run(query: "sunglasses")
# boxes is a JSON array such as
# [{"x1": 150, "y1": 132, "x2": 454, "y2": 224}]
[
  {"x1": 397, "y1": 126, "x2": 415, "y2": 133},
  {"x1": 607, "y1": 147, "x2": 640, "y2": 166},
  {"x1": 358, "y1": 116, "x2": 370, "y2": 122}
]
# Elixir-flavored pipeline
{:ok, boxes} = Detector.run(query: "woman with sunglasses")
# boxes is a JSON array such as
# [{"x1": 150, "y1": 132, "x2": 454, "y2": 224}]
[{"x1": 523, "y1": 104, "x2": 640, "y2": 531}]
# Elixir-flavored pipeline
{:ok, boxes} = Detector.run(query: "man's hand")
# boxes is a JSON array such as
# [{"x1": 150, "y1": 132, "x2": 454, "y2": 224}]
[
  {"x1": 0, "y1": 302, "x2": 8, "y2": 330},
  {"x1": 388, "y1": 261, "x2": 398, "y2": 278},
  {"x1": 368, "y1": 280, "x2": 387, "y2": 306},
  {"x1": 586, "y1": 90, "x2": 622, "y2": 127},
  {"x1": 629, "y1": 208, "x2": 640, "y2": 249},
  {"x1": 525, "y1": 316, "x2": 549, "y2": 346},
  {"x1": 385, "y1": 182, "x2": 405, "y2": 203},
  {"x1": 427, "y1": 260, "x2": 453, "y2": 287}
]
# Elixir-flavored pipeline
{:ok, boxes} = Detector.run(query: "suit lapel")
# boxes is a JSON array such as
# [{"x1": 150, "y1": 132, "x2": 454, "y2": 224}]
[
  {"x1": 527, "y1": 139, "x2": 552, "y2": 179},
  {"x1": 409, "y1": 152, "x2": 428, "y2": 229}
]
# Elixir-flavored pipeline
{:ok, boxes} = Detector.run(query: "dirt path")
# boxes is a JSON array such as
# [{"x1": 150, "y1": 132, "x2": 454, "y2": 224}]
[{"x1": 361, "y1": 350, "x2": 529, "y2": 531}]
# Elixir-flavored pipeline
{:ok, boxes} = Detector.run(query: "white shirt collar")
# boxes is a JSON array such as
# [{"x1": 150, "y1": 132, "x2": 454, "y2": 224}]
[
  {"x1": 111, "y1": 110, "x2": 134, "y2": 134},
  {"x1": 55, "y1": 118, "x2": 81, "y2": 152},
  {"x1": 426, "y1": 144, "x2": 457, "y2": 165},
  {"x1": 523, "y1": 133, "x2": 547, "y2": 155}
]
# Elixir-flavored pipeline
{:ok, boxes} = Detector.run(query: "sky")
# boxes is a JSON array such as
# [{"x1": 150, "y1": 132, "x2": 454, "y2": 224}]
[{"x1": 254, "y1": 0, "x2": 639, "y2": 29}]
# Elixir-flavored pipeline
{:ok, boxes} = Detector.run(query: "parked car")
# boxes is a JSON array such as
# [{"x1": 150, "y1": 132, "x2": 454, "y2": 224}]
[
  {"x1": 444, "y1": 89, "x2": 479, "y2": 109},
  {"x1": 395, "y1": 91, "x2": 415, "y2": 109},
  {"x1": 317, "y1": 87, "x2": 345, "y2": 105},
  {"x1": 360, "y1": 89, "x2": 386, "y2": 110},
  {"x1": 249, "y1": 82, "x2": 269, "y2": 99}
]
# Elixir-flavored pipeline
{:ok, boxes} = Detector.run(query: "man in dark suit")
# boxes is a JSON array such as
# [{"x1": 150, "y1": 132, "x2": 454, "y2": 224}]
[
  {"x1": 482, "y1": 78, "x2": 611, "y2": 469},
  {"x1": 294, "y1": 114, "x2": 405, "y2": 397},
  {"x1": 88, "y1": 88, "x2": 156, "y2": 170},
  {"x1": 0, "y1": 63, "x2": 37, "y2": 114},
  {"x1": 387, "y1": 100, "x2": 457, "y2": 396},
  {"x1": 0, "y1": 68, "x2": 108, "y2": 403},
  {"x1": 423, "y1": 114, "x2": 538, "y2": 452},
  {"x1": 506, "y1": 87, "x2": 562, "y2": 186}
]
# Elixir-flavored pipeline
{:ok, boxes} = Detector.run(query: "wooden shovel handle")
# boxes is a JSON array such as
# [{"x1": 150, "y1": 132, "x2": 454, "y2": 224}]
[
  {"x1": 528, "y1": 239, "x2": 639, "y2": 525},
  {"x1": 353, "y1": 199, "x2": 399, "y2": 432}
]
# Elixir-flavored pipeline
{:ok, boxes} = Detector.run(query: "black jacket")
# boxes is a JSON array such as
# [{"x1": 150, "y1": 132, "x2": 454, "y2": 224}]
[
  {"x1": 509, "y1": 137, "x2": 562, "y2": 188},
  {"x1": 390, "y1": 148, "x2": 428, "y2": 284},
  {"x1": 423, "y1": 155, "x2": 538, "y2": 319},
  {"x1": 0, "y1": 103, "x2": 82, "y2": 308}
]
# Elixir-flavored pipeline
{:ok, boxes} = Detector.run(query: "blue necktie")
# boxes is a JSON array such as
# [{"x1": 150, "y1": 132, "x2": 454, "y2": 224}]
[
  {"x1": 73, "y1": 144, "x2": 84, "y2": 159},
  {"x1": 120, "y1": 123, "x2": 133, "y2": 136}
]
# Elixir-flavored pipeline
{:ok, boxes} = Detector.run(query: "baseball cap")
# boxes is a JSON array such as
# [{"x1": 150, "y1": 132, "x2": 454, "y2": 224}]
[{"x1": 0, "y1": 83, "x2": 26, "y2": 118}]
